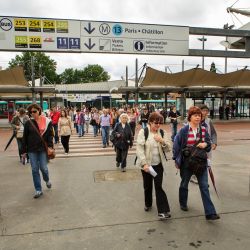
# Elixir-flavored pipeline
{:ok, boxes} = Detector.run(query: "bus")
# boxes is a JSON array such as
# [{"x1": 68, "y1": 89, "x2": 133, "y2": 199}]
[
  {"x1": 15, "y1": 100, "x2": 48, "y2": 111},
  {"x1": 0, "y1": 100, "x2": 49, "y2": 119},
  {"x1": 0, "y1": 101, "x2": 8, "y2": 118}
]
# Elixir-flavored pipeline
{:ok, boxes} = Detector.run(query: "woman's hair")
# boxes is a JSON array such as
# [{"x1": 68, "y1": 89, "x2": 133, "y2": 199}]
[
  {"x1": 18, "y1": 108, "x2": 26, "y2": 115},
  {"x1": 119, "y1": 113, "x2": 130, "y2": 123},
  {"x1": 148, "y1": 112, "x2": 163, "y2": 123},
  {"x1": 27, "y1": 103, "x2": 42, "y2": 115},
  {"x1": 60, "y1": 109, "x2": 68, "y2": 117},
  {"x1": 187, "y1": 106, "x2": 202, "y2": 121}
]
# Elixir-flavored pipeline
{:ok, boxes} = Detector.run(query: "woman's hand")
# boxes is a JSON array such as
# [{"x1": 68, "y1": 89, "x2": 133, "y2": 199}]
[
  {"x1": 143, "y1": 164, "x2": 150, "y2": 172},
  {"x1": 154, "y1": 134, "x2": 164, "y2": 143},
  {"x1": 197, "y1": 142, "x2": 207, "y2": 149}
]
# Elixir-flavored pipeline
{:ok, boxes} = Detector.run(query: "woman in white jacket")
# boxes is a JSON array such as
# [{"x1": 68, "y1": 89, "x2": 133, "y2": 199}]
[{"x1": 136, "y1": 112, "x2": 172, "y2": 220}]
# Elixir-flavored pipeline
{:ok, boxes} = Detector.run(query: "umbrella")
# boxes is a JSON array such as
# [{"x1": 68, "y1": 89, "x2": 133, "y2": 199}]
[
  {"x1": 208, "y1": 167, "x2": 219, "y2": 198},
  {"x1": 4, "y1": 132, "x2": 16, "y2": 151}
]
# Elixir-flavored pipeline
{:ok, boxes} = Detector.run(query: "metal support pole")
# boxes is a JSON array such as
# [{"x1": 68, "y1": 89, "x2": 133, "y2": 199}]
[
  {"x1": 39, "y1": 64, "x2": 43, "y2": 110},
  {"x1": 125, "y1": 66, "x2": 129, "y2": 105},
  {"x1": 198, "y1": 36, "x2": 207, "y2": 69},
  {"x1": 135, "y1": 58, "x2": 138, "y2": 106},
  {"x1": 222, "y1": 93, "x2": 227, "y2": 119},
  {"x1": 164, "y1": 92, "x2": 168, "y2": 109},
  {"x1": 31, "y1": 56, "x2": 36, "y2": 103}
]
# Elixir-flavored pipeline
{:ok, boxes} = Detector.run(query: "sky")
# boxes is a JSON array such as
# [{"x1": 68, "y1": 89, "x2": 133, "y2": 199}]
[{"x1": 0, "y1": 0, "x2": 250, "y2": 80}]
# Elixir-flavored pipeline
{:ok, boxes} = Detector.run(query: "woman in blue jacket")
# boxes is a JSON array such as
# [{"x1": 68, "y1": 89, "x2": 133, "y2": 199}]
[{"x1": 173, "y1": 106, "x2": 220, "y2": 220}]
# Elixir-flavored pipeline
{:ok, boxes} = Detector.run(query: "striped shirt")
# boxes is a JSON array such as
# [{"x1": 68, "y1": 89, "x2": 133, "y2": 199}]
[{"x1": 187, "y1": 125, "x2": 206, "y2": 146}]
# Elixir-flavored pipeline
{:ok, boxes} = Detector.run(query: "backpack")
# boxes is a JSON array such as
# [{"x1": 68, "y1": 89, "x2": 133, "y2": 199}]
[{"x1": 134, "y1": 127, "x2": 167, "y2": 165}]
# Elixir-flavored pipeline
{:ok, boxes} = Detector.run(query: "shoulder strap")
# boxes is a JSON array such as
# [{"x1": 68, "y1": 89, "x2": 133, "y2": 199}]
[
  {"x1": 159, "y1": 129, "x2": 164, "y2": 138},
  {"x1": 17, "y1": 116, "x2": 24, "y2": 125},
  {"x1": 29, "y1": 120, "x2": 48, "y2": 151}
]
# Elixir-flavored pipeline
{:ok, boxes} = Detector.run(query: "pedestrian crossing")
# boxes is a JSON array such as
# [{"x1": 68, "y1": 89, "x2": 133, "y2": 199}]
[{"x1": 55, "y1": 132, "x2": 137, "y2": 158}]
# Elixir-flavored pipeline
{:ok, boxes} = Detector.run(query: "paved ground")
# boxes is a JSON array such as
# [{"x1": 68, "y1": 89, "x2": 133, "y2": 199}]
[{"x1": 0, "y1": 121, "x2": 250, "y2": 250}]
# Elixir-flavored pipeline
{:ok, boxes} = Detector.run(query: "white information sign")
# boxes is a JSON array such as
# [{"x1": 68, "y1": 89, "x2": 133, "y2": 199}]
[
  {"x1": 0, "y1": 16, "x2": 81, "y2": 52},
  {"x1": 81, "y1": 21, "x2": 189, "y2": 55},
  {"x1": 0, "y1": 16, "x2": 189, "y2": 55}
]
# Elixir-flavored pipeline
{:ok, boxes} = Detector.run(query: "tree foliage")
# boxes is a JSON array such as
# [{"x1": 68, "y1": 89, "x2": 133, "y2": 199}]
[
  {"x1": 8, "y1": 53, "x2": 110, "y2": 84},
  {"x1": 59, "y1": 64, "x2": 110, "y2": 84},
  {"x1": 8, "y1": 52, "x2": 58, "y2": 84}
]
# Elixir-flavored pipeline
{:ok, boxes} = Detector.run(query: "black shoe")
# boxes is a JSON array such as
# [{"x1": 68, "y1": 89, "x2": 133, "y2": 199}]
[
  {"x1": 206, "y1": 214, "x2": 220, "y2": 220},
  {"x1": 144, "y1": 206, "x2": 152, "y2": 212},
  {"x1": 158, "y1": 212, "x2": 171, "y2": 220},
  {"x1": 116, "y1": 162, "x2": 120, "y2": 168},
  {"x1": 46, "y1": 181, "x2": 52, "y2": 189},
  {"x1": 102, "y1": 145, "x2": 106, "y2": 148},
  {"x1": 180, "y1": 206, "x2": 189, "y2": 211}
]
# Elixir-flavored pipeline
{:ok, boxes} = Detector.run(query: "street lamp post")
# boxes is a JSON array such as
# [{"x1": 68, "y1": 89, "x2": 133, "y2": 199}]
[
  {"x1": 223, "y1": 24, "x2": 234, "y2": 73},
  {"x1": 198, "y1": 36, "x2": 207, "y2": 69}
]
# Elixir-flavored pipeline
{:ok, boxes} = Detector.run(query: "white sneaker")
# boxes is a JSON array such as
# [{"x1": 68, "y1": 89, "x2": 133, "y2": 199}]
[{"x1": 33, "y1": 191, "x2": 43, "y2": 199}]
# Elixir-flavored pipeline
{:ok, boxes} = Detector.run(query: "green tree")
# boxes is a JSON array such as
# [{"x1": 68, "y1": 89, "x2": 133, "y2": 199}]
[
  {"x1": 8, "y1": 52, "x2": 58, "y2": 84},
  {"x1": 59, "y1": 64, "x2": 110, "y2": 84},
  {"x1": 81, "y1": 64, "x2": 110, "y2": 83}
]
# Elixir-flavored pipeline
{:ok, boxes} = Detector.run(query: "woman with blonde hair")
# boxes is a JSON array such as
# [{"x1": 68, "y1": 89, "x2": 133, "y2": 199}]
[
  {"x1": 58, "y1": 109, "x2": 73, "y2": 155},
  {"x1": 111, "y1": 113, "x2": 133, "y2": 172}
]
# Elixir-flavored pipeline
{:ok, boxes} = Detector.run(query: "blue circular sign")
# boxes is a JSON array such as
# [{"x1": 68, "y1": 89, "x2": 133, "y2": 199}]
[{"x1": 112, "y1": 24, "x2": 122, "y2": 36}]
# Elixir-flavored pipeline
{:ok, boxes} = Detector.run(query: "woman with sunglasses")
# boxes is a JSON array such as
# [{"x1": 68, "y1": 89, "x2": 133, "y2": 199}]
[
  {"x1": 22, "y1": 104, "x2": 54, "y2": 199},
  {"x1": 136, "y1": 112, "x2": 172, "y2": 220}
]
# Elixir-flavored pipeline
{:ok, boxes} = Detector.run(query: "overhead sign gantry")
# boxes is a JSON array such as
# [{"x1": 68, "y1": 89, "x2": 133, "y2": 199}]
[{"x1": 0, "y1": 15, "x2": 189, "y2": 55}]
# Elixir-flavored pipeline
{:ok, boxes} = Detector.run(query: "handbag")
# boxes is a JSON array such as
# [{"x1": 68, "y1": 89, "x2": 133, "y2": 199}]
[
  {"x1": 187, "y1": 127, "x2": 207, "y2": 175},
  {"x1": 16, "y1": 131, "x2": 24, "y2": 138},
  {"x1": 29, "y1": 120, "x2": 56, "y2": 160}
]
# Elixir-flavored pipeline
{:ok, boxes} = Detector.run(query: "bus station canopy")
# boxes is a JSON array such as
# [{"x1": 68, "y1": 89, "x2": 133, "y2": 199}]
[
  {"x1": 0, "y1": 66, "x2": 55, "y2": 96},
  {"x1": 141, "y1": 67, "x2": 250, "y2": 88}
]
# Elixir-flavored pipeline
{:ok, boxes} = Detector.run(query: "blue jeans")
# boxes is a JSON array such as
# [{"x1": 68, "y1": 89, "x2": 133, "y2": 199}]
[
  {"x1": 28, "y1": 151, "x2": 49, "y2": 192},
  {"x1": 179, "y1": 159, "x2": 217, "y2": 216},
  {"x1": 101, "y1": 126, "x2": 110, "y2": 145},
  {"x1": 78, "y1": 124, "x2": 85, "y2": 136},
  {"x1": 171, "y1": 122, "x2": 178, "y2": 142},
  {"x1": 53, "y1": 124, "x2": 59, "y2": 143},
  {"x1": 142, "y1": 122, "x2": 147, "y2": 129},
  {"x1": 93, "y1": 125, "x2": 98, "y2": 136}
]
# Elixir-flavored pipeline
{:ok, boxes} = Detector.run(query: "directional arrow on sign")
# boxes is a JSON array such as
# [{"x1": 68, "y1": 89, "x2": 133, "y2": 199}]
[
  {"x1": 84, "y1": 23, "x2": 95, "y2": 34},
  {"x1": 84, "y1": 38, "x2": 95, "y2": 50}
]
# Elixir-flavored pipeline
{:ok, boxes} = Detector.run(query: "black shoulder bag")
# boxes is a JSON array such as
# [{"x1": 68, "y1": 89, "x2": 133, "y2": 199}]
[{"x1": 187, "y1": 127, "x2": 207, "y2": 175}]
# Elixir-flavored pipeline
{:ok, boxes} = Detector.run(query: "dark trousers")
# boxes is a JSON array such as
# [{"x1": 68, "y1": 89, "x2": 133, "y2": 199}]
[
  {"x1": 53, "y1": 124, "x2": 59, "y2": 143},
  {"x1": 61, "y1": 135, "x2": 70, "y2": 153},
  {"x1": 141, "y1": 163, "x2": 170, "y2": 213},
  {"x1": 129, "y1": 122, "x2": 136, "y2": 136},
  {"x1": 16, "y1": 138, "x2": 29, "y2": 161},
  {"x1": 116, "y1": 147, "x2": 128, "y2": 168}
]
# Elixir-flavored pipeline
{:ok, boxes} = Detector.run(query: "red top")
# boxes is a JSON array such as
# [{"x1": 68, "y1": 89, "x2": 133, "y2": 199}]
[
  {"x1": 50, "y1": 111, "x2": 60, "y2": 125},
  {"x1": 187, "y1": 126, "x2": 206, "y2": 146},
  {"x1": 37, "y1": 116, "x2": 46, "y2": 135}
]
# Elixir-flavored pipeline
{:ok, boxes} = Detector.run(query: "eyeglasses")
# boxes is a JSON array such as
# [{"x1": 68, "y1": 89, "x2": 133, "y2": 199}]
[
  {"x1": 31, "y1": 110, "x2": 38, "y2": 114},
  {"x1": 153, "y1": 121, "x2": 161, "y2": 125}
]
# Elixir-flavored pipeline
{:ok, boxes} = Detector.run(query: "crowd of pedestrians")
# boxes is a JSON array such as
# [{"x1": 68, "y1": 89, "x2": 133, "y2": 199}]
[{"x1": 8, "y1": 103, "x2": 220, "y2": 222}]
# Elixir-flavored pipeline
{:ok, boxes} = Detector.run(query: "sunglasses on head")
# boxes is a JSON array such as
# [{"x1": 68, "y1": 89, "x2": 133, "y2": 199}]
[{"x1": 31, "y1": 110, "x2": 38, "y2": 114}]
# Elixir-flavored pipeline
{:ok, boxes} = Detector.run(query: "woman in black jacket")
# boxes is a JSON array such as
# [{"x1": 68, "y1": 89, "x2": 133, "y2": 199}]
[
  {"x1": 111, "y1": 113, "x2": 133, "y2": 172},
  {"x1": 22, "y1": 104, "x2": 54, "y2": 199}
]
